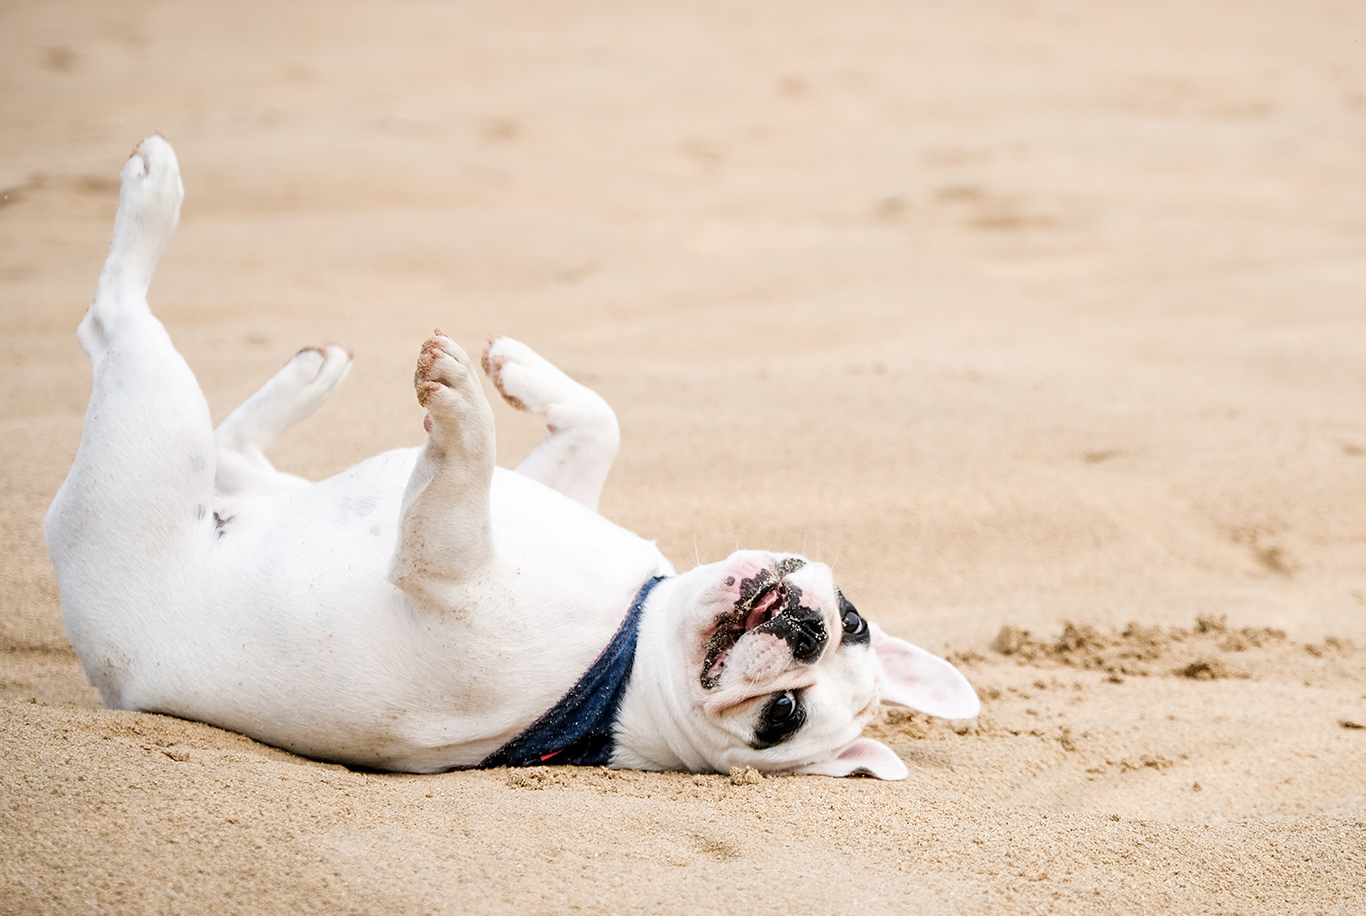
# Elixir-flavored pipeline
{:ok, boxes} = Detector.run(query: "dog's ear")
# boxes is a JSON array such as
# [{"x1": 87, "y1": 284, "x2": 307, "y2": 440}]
[
  {"x1": 870, "y1": 622, "x2": 981, "y2": 720},
  {"x1": 792, "y1": 737, "x2": 909, "y2": 780}
]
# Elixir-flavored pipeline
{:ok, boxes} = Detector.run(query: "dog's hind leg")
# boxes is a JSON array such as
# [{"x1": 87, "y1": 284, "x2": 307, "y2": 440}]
[
  {"x1": 45, "y1": 136, "x2": 215, "y2": 704},
  {"x1": 213, "y1": 344, "x2": 352, "y2": 497},
  {"x1": 389, "y1": 332, "x2": 497, "y2": 608},
  {"x1": 481, "y1": 336, "x2": 619, "y2": 512}
]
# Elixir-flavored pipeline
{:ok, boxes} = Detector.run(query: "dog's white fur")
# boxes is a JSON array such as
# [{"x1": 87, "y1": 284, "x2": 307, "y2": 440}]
[{"x1": 45, "y1": 137, "x2": 980, "y2": 780}]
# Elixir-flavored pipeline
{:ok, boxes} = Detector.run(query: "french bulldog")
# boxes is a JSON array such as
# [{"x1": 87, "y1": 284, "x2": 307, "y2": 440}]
[{"x1": 44, "y1": 136, "x2": 980, "y2": 780}]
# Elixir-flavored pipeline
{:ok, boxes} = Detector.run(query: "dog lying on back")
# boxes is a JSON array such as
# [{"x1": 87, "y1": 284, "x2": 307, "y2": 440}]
[{"x1": 45, "y1": 136, "x2": 979, "y2": 779}]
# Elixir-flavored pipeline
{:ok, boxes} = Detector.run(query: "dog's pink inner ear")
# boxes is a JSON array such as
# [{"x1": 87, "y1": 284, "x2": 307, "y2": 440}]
[
  {"x1": 792, "y1": 737, "x2": 909, "y2": 780},
  {"x1": 870, "y1": 622, "x2": 982, "y2": 720}
]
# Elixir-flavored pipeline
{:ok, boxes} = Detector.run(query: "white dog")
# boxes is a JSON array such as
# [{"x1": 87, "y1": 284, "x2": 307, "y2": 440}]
[{"x1": 45, "y1": 136, "x2": 979, "y2": 780}]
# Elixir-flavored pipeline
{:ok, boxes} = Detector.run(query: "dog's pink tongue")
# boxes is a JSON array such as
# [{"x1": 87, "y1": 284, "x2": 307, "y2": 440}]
[{"x1": 744, "y1": 588, "x2": 781, "y2": 632}]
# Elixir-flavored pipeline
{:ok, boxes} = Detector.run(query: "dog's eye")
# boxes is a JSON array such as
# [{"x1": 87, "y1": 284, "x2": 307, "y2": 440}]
[
  {"x1": 837, "y1": 592, "x2": 870, "y2": 646},
  {"x1": 752, "y1": 690, "x2": 806, "y2": 749},
  {"x1": 771, "y1": 691, "x2": 796, "y2": 721},
  {"x1": 842, "y1": 608, "x2": 865, "y2": 636}
]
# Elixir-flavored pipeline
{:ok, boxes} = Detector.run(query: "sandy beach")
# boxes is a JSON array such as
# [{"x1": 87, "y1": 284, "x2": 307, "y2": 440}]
[{"x1": 2, "y1": 1, "x2": 1364, "y2": 912}]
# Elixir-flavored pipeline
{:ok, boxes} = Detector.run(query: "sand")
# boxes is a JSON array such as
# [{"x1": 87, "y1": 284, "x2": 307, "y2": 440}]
[{"x1": 2, "y1": 0, "x2": 1364, "y2": 912}]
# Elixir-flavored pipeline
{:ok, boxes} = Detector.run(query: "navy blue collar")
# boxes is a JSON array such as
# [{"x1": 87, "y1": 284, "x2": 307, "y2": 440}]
[{"x1": 478, "y1": 576, "x2": 668, "y2": 769}]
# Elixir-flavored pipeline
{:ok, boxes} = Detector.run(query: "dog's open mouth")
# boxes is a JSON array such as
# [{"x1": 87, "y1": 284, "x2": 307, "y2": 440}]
[{"x1": 700, "y1": 571, "x2": 787, "y2": 690}]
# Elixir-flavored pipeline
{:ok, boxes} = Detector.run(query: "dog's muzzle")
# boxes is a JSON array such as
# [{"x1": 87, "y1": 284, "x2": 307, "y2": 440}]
[
  {"x1": 755, "y1": 603, "x2": 828, "y2": 664},
  {"x1": 701, "y1": 573, "x2": 831, "y2": 689}
]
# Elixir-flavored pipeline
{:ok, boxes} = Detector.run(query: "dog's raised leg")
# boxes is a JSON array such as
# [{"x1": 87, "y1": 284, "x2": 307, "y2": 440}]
[
  {"x1": 45, "y1": 136, "x2": 215, "y2": 704},
  {"x1": 481, "y1": 336, "x2": 620, "y2": 512},
  {"x1": 389, "y1": 332, "x2": 497, "y2": 608},
  {"x1": 214, "y1": 344, "x2": 352, "y2": 498}
]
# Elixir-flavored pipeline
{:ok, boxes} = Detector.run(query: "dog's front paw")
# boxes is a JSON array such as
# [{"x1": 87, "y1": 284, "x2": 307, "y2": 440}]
[
  {"x1": 415, "y1": 331, "x2": 488, "y2": 439},
  {"x1": 415, "y1": 331, "x2": 472, "y2": 406},
  {"x1": 481, "y1": 336, "x2": 570, "y2": 416},
  {"x1": 479, "y1": 335, "x2": 619, "y2": 510}
]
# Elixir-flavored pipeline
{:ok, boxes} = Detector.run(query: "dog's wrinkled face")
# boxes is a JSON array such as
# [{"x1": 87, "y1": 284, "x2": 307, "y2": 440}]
[
  {"x1": 652, "y1": 550, "x2": 980, "y2": 779},
  {"x1": 691, "y1": 553, "x2": 879, "y2": 760}
]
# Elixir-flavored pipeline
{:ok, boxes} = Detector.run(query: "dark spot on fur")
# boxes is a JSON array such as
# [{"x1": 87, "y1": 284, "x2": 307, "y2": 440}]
[
  {"x1": 701, "y1": 563, "x2": 825, "y2": 688},
  {"x1": 702, "y1": 569, "x2": 782, "y2": 690}
]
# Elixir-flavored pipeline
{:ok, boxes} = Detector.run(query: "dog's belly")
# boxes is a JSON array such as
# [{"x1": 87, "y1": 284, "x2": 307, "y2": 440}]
[{"x1": 85, "y1": 448, "x2": 670, "y2": 771}]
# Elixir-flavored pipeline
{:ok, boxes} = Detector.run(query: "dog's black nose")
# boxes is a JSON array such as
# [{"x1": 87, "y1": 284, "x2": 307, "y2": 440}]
[
  {"x1": 752, "y1": 583, "x2": 829, "y2": 664},
  {"x1": 776, "y1": 604, "x2": 828, "y2": 664}
]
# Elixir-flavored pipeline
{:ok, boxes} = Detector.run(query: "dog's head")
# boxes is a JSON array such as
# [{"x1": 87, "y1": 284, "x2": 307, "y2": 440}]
[{"x1": 619, "y1": 550, "x2": 980, "y2": 779}]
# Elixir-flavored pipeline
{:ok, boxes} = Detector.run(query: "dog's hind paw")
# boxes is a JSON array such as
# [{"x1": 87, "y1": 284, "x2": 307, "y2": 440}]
[
  {"x1": 79, "y1": 135, "x2": 187, "y2": 358},
  {"x1": 283, "y1": 344, "x2": 353, "y2": 410},
  {"x1": 114, "y1": 135, "x2": 184, "y2": 265},
  {"x1": 215, "y1": 344, "x2": 352, "y2": 460}
]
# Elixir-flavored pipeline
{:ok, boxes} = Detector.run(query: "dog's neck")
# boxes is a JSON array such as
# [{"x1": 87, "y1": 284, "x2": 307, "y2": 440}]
[
  {"x1": 477, "y1": 575, "x2": 666, "y2": 768},
  {"x1": 472, "y1": 573, "x2": 727, "y2": 775},
  {"x1": 610, "y1": 576, "x2": 722, "y2": 773}
]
